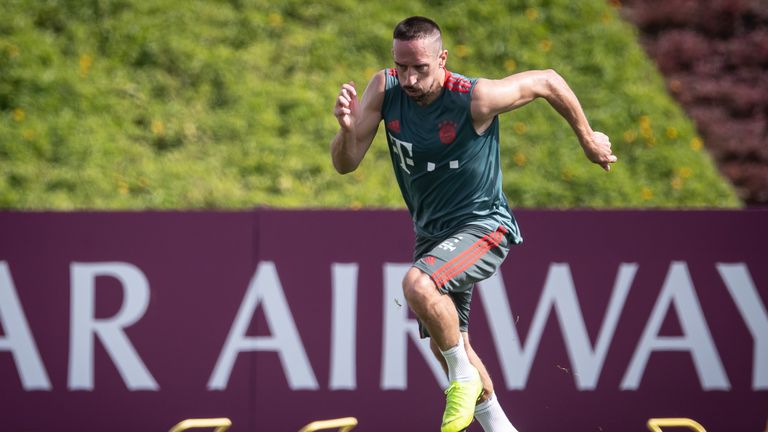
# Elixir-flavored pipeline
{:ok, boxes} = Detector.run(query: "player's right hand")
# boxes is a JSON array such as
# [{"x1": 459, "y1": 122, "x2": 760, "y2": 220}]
[
  {"x1": 583, "y1": 131, "x2": 617, "y2": 172},
  {"x1": 334, "y1": 81, "x2": 358, "y2": 132}
]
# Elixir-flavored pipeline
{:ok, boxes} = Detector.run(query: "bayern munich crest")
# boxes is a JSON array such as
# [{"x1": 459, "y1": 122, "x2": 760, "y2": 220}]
[{"x1": 438, "y1": 121, "x2": 457, "y2": 144}]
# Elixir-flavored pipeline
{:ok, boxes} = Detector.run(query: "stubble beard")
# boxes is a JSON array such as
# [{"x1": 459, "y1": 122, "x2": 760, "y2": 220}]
[{"x1": 405, "y1": 80, "x2": 440, "y2": 105}]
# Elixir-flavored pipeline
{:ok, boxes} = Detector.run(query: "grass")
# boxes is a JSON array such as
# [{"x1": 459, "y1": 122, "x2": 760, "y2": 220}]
[{"x1": 0, "y1": 0, "x2": 740, "y2": 209}]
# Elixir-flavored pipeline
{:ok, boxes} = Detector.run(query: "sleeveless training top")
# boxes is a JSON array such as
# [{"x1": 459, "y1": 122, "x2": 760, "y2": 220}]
[{"x1": 381, "y1": 68, "x2": 522, "y2": 243}]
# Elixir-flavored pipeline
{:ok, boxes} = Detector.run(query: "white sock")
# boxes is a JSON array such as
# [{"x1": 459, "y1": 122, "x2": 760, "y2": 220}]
[
  {"x1": 474, "y1": 393, "x2": 519, "y2": 432},
  {"x1": 440, "y1": 336, "x2": 476, "y2": 382}
]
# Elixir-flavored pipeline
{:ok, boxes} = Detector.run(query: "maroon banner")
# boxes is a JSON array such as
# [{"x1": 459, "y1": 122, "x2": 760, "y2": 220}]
[{"x1": 0, "y1": 210, "x2": 766, "y2": 431}]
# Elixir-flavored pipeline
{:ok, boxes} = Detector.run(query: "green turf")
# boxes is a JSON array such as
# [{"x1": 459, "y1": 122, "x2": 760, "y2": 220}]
[{"x1": 0, "y1": 0, "x2": 740, "y2": 209}]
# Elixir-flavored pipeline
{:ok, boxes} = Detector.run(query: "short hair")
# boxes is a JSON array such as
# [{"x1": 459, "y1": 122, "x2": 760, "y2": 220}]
[{"x1": 393, "y1": 16, "x2": 442, "y2": 41}]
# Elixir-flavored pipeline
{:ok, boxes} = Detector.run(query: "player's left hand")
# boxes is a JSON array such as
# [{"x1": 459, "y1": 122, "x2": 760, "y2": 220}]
[{"x1": 582, "y1": 131, "x2": 617, "y2": 171}]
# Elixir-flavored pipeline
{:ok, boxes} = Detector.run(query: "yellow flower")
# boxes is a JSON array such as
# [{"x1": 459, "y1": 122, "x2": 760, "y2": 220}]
[
  {"x1": 268, "y1": 12, "x2": 283, "y2": 27},
  {"x1": 539, "y1": 39, "x2": 552, "y2": 53},
  {"x1": 513, "y1": 152, "x2": 527, "y2": 167},
  {"x1": 641, "y1": 186, "x2": 653, "y2": 201},
  {"x1": 22, "y1": 129, "x2": 36, "y2": 141},
  {"x1": 640, "y1": 116, "x2": 655, "y2": 143},
  {"x1": 665, "y1": 127, "x2": 678, "y2": 139},
  {"x1": 504, "y1": 59, "x2": 517, "y2": 73},
  {"x1": 525, "y1": 8, "x2": 539, "y2": 21},
  {"x1": 690, "y1": 137, "x2": 703, "y2": 151},
  {"x1": 118, "y1": 180, "x2": 130, "y2": 195},
  {"x1": 151, "y1": 120, "x2": 165, "y2": 136},
  {"x1": 677, "y1": 166, "x2": 692, "y2": 178},
  {"x1": 79, "y1": 53, "x2": 93, "y2": 78},
  {"x1": 12, "y1": 108, "x2": 25, "y2": 122},
  {"x1": 623, "y1": 129, "x2": 637, "y2": 143},
  {"x1": 513, "y1": 122, "x2": 527, "y2": 135},
  {"x1": 454, "y1": 44, "x2": 470, "y2": 58}
]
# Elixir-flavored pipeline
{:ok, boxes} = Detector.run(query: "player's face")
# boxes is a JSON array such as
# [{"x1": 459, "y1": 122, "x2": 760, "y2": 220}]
[{"x1": 392, "y1": 37, "x2": 446, "y2": 105}]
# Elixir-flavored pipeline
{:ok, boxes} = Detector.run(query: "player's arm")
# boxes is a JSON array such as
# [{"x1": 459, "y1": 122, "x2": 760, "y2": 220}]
[
  {"x1": 471, "y1": 69, "x2": 617, "y2": 171},
  {"x1": 330, "y1": 71, "x2": 386, "y2": 174}
]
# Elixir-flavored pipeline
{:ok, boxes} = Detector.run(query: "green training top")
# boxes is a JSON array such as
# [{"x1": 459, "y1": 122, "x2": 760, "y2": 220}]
[{"x1": 381, "y1": 68, "x2": 522, "y2": 243}]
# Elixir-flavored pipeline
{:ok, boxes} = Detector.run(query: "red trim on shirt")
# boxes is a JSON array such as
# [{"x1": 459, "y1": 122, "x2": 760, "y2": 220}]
[{"x1": 443, "y1": 69, "x2": 471, "y2": 93}]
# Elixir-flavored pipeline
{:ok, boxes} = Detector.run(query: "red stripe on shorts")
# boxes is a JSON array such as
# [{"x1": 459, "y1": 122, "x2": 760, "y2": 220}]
[
  {"x1": 432, "y1": 230, "x2": 502, "y2": 288},
  {"x1": 431, "y1": 226, "x2": 507, "y2": 288}
]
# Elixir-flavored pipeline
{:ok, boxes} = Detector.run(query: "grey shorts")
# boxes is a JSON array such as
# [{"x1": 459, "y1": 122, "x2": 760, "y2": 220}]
[{"x1": 412, "y1": 224, "x2": 511, "y2": 338}]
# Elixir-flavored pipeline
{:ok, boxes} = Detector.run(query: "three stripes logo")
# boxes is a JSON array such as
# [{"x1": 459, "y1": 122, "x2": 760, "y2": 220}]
[{"x1": 431, "y1": 227, "x2": 508, "y2": 288}]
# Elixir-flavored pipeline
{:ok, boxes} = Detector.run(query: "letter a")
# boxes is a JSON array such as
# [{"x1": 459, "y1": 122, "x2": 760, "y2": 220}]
[
  {"x1": 208, "y1": 262, "x2": 318, "y2": 390},
  {"x1": 622, "y1": 262, "x2": 729, "y2": 390},
  {"x1": 0, "y1": 261, "x2": 51, "y2": 390}
]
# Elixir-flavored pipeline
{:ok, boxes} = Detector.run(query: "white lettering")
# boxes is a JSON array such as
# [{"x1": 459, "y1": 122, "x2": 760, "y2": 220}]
[
  {"x1": 622, "y1": 262, "x2": 729, "y2": 390},
  {"x1": 208, "y1": 262, "x2": 317, "y2": 390},
  {"x1": 0, "y1": 261, "x2": 51, "y2": 390},
  {"x1": 329, "y1": 263, "x2": 358, "y2": 390},
  {"x1": 718, "y1": 263, "x2": 768, "y2": 390},
  {"x1": 389, "y1": 133, "x2": 414, "y2": 174},
  {"x1": 68, "y1": 262, "x2": 158, "y2": 390},
  {"x1": 479, "y1": 263, "x2": 637, "y2": 390}
]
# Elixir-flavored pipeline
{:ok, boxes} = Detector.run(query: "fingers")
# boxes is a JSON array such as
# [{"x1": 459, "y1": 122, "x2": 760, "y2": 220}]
[
  {"x1": 601, "y1": 154, "x2": 617, "y2": 171},
  {"x1": 334, "y1": 82, "x2": 357, "y2": 116},
  {"x1": 593, "y1": 131, "x2": 617, "y2": 172},
  {"x1": 341, "y1": 81, "x2": 357, "y2": 98},
  {"x1": 338, "y1": 82, "x2": 357, "y2": 106},
  {"x1": 334, "y1": 81, "x2": 357, "y2": 130},
  {"x1": 336, "y1": 95, "x2": 352, "y2": 114},
  {"x1": 601, "y1": 151, "x2": 618, "y2": 171}
]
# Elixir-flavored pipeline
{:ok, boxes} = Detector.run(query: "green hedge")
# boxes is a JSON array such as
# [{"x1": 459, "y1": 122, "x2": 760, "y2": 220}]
[{"x1": 0, "y1": 0, "x2": 740, "y2": 209}]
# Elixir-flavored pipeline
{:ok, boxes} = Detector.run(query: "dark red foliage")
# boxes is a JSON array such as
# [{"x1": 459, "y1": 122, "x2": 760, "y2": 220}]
[{"x1": 621, "y1": 0, "x2": 768, "y2": 205}]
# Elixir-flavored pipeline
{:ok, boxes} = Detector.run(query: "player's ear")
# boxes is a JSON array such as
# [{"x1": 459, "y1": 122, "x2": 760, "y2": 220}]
[{"x1": 438, "y1": 49, "x2": 448, "y2": 69}]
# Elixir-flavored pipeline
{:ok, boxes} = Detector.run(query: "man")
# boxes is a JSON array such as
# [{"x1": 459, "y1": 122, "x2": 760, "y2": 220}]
[{"x1": 331, "y1": 16, "x2": 616, "y2": 432}]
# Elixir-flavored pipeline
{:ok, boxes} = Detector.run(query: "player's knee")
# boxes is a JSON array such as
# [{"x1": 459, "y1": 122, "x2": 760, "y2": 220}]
[{"x1": 402, "y1": 268, "x2": 437, "y2": 305}]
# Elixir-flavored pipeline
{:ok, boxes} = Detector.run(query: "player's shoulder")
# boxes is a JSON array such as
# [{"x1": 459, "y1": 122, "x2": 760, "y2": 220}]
[
  {"x1": 355, "y1": 70, "x2": 387, "y2": 103},
  {"x1": 365, "y1": 68, "x2": 391, "y2": 92},
  {"x1": 359, "y1": 69, "x2": 387, "y2": 111},
  {"x1": 469, "y1": 77, "x2": 498, "y2": 103},
  {"x1": 443, "y1": 70, "x2": 474, "y2": 94},
  {"x1": 376, "y1": 68, "x2": 399, "y2": 91}
]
